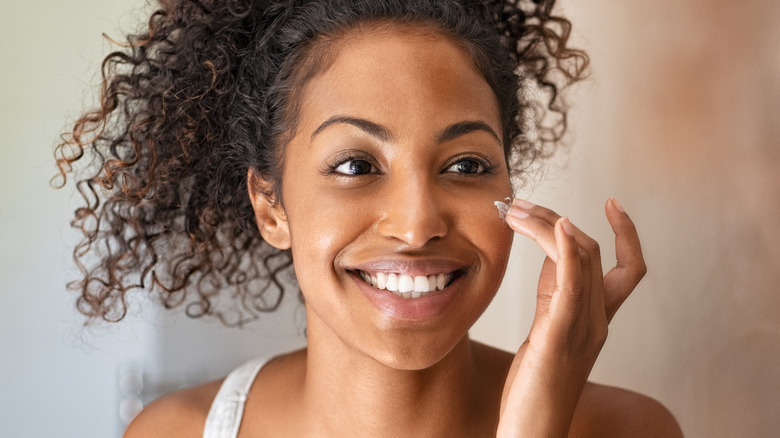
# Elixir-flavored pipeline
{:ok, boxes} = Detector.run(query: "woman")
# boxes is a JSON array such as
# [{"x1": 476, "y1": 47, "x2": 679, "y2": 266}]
[{"x1": 55, "y1": 0, "x2": 683, "y2": 436}]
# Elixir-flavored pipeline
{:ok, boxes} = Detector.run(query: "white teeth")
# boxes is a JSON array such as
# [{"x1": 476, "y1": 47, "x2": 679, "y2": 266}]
[
  {"x1": 386, "y1": 273, "x2": 398, "y2": 291},
  {"x1": 437, "y1": 273, "x2": 447, "y2": 290},
  {"x1": 356, "y1": 270, "x2": 455, "y2": 299},
  {"x1": 414, "y1": 275, "x2": 429, "y2": 292},
  {"x1": 398, "y1": 275, "x2": 414, "y2": 293}
]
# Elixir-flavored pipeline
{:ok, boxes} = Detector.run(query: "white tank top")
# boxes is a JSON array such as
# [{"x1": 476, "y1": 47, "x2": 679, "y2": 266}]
[{"x1": 203, "y1": 357, "x2": 270, "y2": 438}]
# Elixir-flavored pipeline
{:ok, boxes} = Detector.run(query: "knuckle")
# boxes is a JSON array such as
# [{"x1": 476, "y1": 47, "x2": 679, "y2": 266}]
[
  {"x1": 577, "y1": 247, "x2": 590, "y2": 263},
  {"x1": 588, "y1": 320, "x2": 608, "y2": 346},
  {"x1": 586, "y1": 239, "x2": 601, "y2": 257},
  {"x1": 631, "y1": 261, "x2": 648, "y2": 282},
  {"x1": 559, "y1": 283, "x2": 586, "y2": 305},
  {"x1": 594, "y1": 324, "x2": 608, "y2": 348},
  {"x1": 570, "y1": 284, "x2": 586, "y2": 301},
  {"x1": 638, "y1": 261, "x2": 648, "y2": 277}
]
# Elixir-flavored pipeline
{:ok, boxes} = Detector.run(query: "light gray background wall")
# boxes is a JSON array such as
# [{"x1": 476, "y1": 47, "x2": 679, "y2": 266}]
[
  {"x1": 1, "y1": 1, "x2": 778, "y2": 437},
  {"x1": 0, "y1": 2, "x2": 307, "y2": 436}
]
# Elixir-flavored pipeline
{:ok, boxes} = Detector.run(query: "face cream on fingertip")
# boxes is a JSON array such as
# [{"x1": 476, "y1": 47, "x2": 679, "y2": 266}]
[{"x1": 494, "y1": 197, "x2": 512, "y2": 220}]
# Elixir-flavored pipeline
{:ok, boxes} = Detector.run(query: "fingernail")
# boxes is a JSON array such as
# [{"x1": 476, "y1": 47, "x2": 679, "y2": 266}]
[
  {"x1": 513, "y1": 198, "x2": 535, "y2": 210},
  {"x1": 561, "y1": 217, "x2": 575, "y2": 236},
  {"x1": 508, "y1": 208, "x2": 529, "y2": 219},
  {"x1": 610, "y1": 197, "x2": 625, "y2": 213}
]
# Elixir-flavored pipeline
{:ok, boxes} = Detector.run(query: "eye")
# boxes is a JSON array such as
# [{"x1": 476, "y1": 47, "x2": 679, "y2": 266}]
[
  {"x1": 321, "y1": 151, "x2": 380, "y2": 178},
  {"x1": 447, "y1": 158, "x2": 485, "y2": 175},
  {"x1": 443, "y1": 153, "x2": 500, "y2": 177},
  {"x1": 444, "y1": 153, "x2": 499, "y2": 176},
  {"x1": 334, "y1": 159, "x2": 376, "y2": 175}
]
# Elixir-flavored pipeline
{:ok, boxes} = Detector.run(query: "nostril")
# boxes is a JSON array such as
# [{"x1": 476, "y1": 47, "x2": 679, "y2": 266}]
[{"x1": 376, "y1": 209, "x2": 447, "y2": 247}]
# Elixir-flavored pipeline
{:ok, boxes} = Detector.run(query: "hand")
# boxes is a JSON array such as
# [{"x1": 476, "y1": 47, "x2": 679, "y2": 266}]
[{"x1": 496, "y1": 198, "x2": 646, "y2": 437}]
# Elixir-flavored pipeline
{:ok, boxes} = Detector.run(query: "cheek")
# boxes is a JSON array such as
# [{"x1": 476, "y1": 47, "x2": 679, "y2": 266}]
[
  {"x1": 471, "y1": 203, "x2": 513, "y2": 262},
  {"x1": 283, "y1": 190, "x2": 366, "y2": 282},
  {"x1": 452, "y1": 190, "x2": 514, "y2": 277}
]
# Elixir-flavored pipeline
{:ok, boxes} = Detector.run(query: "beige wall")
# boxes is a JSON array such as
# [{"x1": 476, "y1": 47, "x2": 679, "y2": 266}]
[{"x1": 474, "y1": 1, "x2": 780, "y2": 436}]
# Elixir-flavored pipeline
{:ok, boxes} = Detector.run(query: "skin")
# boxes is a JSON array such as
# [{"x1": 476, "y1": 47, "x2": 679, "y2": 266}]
[{"x1": 125, "y1": 24, "x2": 683, "y2": 438}]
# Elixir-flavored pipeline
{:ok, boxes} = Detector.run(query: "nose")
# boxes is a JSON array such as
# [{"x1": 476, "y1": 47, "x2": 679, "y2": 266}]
[{"x1": 376, "y1": 175, "x2": 448, "y2": 248}]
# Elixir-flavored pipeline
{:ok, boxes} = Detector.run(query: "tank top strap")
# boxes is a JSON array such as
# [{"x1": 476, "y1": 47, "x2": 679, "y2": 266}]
[{"x1": 203, "y1": 357, "x2": 270, "y2": 438}]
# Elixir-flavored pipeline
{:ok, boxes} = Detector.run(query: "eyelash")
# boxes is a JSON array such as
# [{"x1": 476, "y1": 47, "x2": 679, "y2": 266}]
[
  {"x1": 443, "y1": 153, "x2": 499, "y2": 177},
  {"x1": 320, "y1": 151, "x2": 377, "y2": 177},
  {"x1": 320, "y1": 151, "x2": 499, "y2": 178}
]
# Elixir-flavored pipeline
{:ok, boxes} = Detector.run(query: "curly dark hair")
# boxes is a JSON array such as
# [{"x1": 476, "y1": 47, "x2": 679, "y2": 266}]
[{"x1": 54, "y1": 0, "x2": 588, "y2": 325}]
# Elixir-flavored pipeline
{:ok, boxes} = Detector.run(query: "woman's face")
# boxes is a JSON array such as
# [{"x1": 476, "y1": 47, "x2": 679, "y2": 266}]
[{"x1": 263, "y1": 25, "x2": 514, "y2": 369}]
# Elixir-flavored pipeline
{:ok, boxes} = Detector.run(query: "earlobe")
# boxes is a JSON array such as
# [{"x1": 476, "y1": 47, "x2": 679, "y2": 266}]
[{"x1": 247, "y1": 168, "x2": 291, "y2": 250}]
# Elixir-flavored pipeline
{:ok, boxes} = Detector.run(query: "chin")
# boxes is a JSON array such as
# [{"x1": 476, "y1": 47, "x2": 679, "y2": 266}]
[{"x1": 366, "y1": 332, "x2": 470, "y2": 371}]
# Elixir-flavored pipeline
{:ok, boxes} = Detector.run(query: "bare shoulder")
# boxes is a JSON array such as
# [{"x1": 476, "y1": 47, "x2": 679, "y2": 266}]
[
  {"x1": 571, "y1": 382, "x2": 683, "y2": 438},
  {"x1": 123, "y1": 379, "x2": 223, "y2": 438}
]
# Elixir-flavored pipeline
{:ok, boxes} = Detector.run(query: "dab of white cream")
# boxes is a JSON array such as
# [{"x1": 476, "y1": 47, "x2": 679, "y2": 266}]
[{"x1": 494, "y1": 197, "x2": 512, "y2": 220}]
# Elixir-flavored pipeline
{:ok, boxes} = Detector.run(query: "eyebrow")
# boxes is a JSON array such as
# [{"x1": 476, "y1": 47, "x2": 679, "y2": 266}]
[
  {"x1": 311, "y1": 116, "x2": 394, "y2": 142},
  {"x1": 310, "y1": 116, "x2": 501, "y2": 146},
  {"x1": 436, "y1": 120, "x2": 501, "y2": 145}
]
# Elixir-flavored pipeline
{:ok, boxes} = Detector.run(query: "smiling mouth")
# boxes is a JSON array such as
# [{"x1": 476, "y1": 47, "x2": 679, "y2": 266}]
[{"x1": 354, "y1": 270, "x2": 457, "y2": 299}]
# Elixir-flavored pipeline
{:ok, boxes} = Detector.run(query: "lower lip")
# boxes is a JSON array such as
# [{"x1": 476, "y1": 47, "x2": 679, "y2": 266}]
[{"x1": 350, "y1": 272, "x2": 463, "y2": 320}]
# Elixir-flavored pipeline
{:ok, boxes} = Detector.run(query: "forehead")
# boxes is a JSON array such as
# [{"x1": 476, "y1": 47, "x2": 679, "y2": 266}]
[{"x1": 294, "y1": 24, "x2": 501, "y2": 137}]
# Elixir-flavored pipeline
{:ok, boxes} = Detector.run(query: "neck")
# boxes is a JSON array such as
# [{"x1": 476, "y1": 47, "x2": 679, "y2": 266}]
[{"x1": 298, "y1": 315, "x2": 498, "y2": 438}]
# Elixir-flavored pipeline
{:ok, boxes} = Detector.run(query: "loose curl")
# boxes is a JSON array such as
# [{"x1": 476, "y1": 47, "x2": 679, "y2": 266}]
[{"x1": 54, "y1": 0, "x2": 588, "y2": 325}]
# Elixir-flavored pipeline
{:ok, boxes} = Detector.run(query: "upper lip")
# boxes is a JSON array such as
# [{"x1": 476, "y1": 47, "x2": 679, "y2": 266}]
[{"x1": 347, "y1": 257, "x2": 470, "y2": 276}]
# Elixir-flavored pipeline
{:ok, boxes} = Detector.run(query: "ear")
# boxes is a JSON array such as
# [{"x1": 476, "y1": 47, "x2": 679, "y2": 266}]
[{"x1": 247, "y1": 168, "x2": 291, "y2": 250}]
